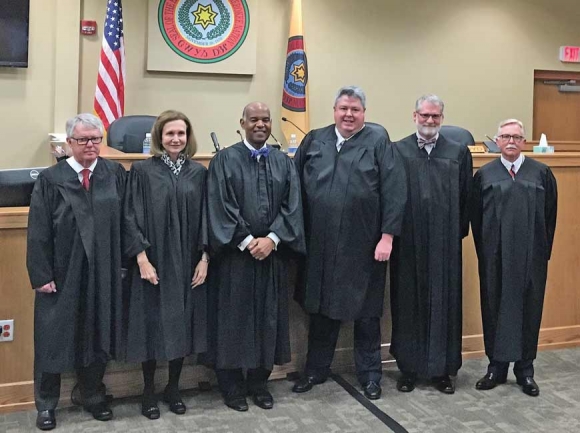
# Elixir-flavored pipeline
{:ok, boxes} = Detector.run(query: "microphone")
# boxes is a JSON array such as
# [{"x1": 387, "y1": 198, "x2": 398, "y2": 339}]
[
  {"x1": 485, "y1": 135, "x2": 496, "y2": 143},
  {"x1": 236, "y1": 129, "x2": 244, "y2": 142},
  {"x1": 281, "y1": 117, "x2": 307, "y2": 136},
  {"x1": 210, "y1": 132, "x2": 221, "y2": 152},
  {"x1": 269, "y1": 132, "x2": 282, "y2": 149}
]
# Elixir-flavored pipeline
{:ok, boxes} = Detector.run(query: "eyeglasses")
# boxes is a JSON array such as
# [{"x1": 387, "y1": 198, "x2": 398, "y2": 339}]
[
  {"x1": 496, "y1": 134, "x2": 525, "y2": 144},
  {"x1": 70, "y1": 136, "x2": 103, "y2": 145},
  {"x1": 415, "y1": 112, "x2": 442, "y2": 121}
]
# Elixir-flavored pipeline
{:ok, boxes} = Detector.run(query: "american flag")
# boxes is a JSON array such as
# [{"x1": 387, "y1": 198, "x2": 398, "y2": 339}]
[{"x1": 94, "y1": 0, "x2": 125, "y2": 130}]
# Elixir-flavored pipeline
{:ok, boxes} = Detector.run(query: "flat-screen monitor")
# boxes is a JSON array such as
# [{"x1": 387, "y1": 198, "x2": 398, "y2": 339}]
[
  {"x1": 0, "y1": 0, "x2": 30, "y2": 68},
  {"x1": 0, "y1": 167, "x2": 46, "y2": 207}
]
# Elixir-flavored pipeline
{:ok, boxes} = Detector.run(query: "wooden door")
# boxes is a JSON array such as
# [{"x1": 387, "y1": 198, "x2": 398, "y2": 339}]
[{"x1": 533, "y1": 70, "x2": 580, "y2": 141}]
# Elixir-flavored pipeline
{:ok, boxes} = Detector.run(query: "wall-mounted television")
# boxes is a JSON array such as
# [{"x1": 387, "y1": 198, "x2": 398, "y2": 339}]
[{"x1": 0, "y1": 0, "x2": 30, "y2": 68}]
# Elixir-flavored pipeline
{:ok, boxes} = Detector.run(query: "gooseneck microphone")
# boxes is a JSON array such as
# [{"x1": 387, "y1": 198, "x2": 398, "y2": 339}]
[
  {"x1": 236, "y1": 130, "x2": 244, "y2": 142},
  {"x1": 210, "y1": 132, "x2": 221, "y2": 153},
  {"x1": 281, "y1": 117, "x2": 307, "y2": 136},
  {"x1": 270, "y1": 132, "x2": 282, "y2": 147}
]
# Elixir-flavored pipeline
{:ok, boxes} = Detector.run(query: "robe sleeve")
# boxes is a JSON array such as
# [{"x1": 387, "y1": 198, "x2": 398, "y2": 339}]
[
  {"x1": 207, "y1": 152, "x2": 253, "y2": 253},
  {"x1": 268, "y1": 157, "x2": 306, "y2": 255},
  {"x1": 26, "y1": 174, "x2": 55, "y2": 288},
  {"x1": 459, "y1": 146, "x2": 474, "y2": 238},
  {"x1": 122, "y1": 164, "x2": 151, "y2": 259},
  {"x1": 470, "y1": 170, "x2": 483, "y2": 256},
  {"x1": 377, "y1": 138, "x2": 407, "y2": 236},
  {"x1": 544, "y1": 167, "x2": 558, "y2": 260}
]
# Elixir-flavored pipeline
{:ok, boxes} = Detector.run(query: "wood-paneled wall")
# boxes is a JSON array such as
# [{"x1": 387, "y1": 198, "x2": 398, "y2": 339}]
[{"x1": 1, "y1": 152, "x2": 579, "y2": 413}]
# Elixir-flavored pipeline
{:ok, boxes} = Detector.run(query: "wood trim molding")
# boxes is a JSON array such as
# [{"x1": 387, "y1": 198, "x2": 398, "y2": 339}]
[
  {"x1": 0, "y1": 208, "x2": 29, "y2": 229},
  {"x1": 534, "y1": 70, "x2": 580, "y2": 81},
  {"x1": 472, "y1": 152, "x2": 580, "y2": 168}
]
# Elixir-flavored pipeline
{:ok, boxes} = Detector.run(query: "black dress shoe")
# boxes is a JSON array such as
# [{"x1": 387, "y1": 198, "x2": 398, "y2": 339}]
[
  {"x1": 475, "y1": 372, "x2": 507, "y2": 390},
  {"x1": 433, "y1": 375, "x2": 455, "y2": 394},
  {"x1": 363, "y1": 381, "x2": 382, "y2": 400},
  {"x1": 291, "y1": 374, "x2": 327, "y2": 393},
  {"x1": 251, "y1": 389, "x2": 274, "y2": 409},
  {"x1": 517, "y1": 376, "x2": 540, "y2": 397},
  {"x1": 36, "y1": 410, "x2": 56, "y2": 431},
  {"x1": 86, "y1": 402, "x2": 113, "y2": 421},
  {"x1": 163, "y1": 387, "x2": 186, "y2": 414},
  {"x1": 224, "y1": 395, "x2": 249, "y2": 412},
  {"x1": 141, "y1": 397, "x2": 160, "y2": 420},
  {"x1": 396, "y1": 374, "x2": 416, "y2": 392}
]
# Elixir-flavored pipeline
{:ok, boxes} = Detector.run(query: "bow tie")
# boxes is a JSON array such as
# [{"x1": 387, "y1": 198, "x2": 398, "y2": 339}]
[
  {"x1": 418, "y1": 137, "x2": 437, "y2": 149},
  {"x1": 250, "y1": 147, "x2": 270, "y2": 159}
]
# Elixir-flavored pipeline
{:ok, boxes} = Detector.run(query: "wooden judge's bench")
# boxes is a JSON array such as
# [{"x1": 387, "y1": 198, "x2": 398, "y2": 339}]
[{"x1": 1, "y1": 144, "x2": 580, "y2": 413}]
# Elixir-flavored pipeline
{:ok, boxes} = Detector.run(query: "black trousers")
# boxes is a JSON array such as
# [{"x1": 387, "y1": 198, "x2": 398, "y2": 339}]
[
  {"x1": 215, "y1": 367, "x2": 271, "y2": 398},
  {"x1": 305, "y1": 313, "x2": 382, "y2": 385},
  {"x1": 34, "y1": 361, "x2": 107, "y2": 411},
  {"x1": 487, "y1": 358, "x2": 534, "y2": 379}
]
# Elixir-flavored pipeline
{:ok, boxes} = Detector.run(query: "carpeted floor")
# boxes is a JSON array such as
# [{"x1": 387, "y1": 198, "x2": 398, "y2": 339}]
[{"x1": 2, "y1": 348, "x2": 580, "y2": 432}]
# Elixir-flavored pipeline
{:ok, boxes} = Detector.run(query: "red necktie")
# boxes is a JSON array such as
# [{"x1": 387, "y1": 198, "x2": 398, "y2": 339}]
[
  {"x1": 510, "y1": 164, "x2": 516, "y2": 180},
  {"x1": 81, "y1": 169, "x2": 91, "y2": 191}
]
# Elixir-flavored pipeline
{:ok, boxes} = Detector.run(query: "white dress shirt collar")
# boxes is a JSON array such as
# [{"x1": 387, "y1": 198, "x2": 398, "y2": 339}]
[
  {"x1": 500, "y1": 154, "x2": 525, "y2": 174},
  {"x1": 335, "y1": 124, "x2": 366, "y2": 152},
  {"x1": 243, "y1": 139, "x2": 267, "y2": 160},
  {"x1": 67, "y1": 157, "x2": 98, "y2": 183}
]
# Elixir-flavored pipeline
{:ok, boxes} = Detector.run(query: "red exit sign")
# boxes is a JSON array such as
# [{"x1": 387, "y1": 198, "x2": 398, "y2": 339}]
[{"x1": 560, "y1": 46, "x2": 580, "y2": 63}]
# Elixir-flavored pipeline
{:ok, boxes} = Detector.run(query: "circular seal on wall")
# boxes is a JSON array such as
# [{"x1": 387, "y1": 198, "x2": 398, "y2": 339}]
[
  {"x1": 158, "y1": 0, "x2": 250, "y2": 64},
  {"x1": 282, "y1": 36, "x2": 308, "y2": 112}
]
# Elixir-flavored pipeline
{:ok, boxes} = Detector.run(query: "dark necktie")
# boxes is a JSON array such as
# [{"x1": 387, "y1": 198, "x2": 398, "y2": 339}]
[
  {"x1": 418, "y1": 137, "x2": 437, "y2": 149},
  {"x1": 81, "y1": 168, "x2": 91, "y2": 191},
  {"x1": 510, "y1": 164, "x2": 516, "y2": 179},
  {"x1": 251, "y1": 147, "x2": 270, "y2": 160}
]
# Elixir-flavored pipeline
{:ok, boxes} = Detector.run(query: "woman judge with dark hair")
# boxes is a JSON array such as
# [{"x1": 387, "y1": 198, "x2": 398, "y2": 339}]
[{"x1": 123, "y1": 110, "x2": 208, "y2": 419}]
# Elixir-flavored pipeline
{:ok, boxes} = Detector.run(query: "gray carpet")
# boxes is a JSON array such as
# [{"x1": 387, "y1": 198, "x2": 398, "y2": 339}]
[{"x1": 2, "y1": 348, "x2": 580, "y2": 432}]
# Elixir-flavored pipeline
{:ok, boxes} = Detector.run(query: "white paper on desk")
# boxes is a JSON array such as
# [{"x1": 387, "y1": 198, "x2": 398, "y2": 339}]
[
  {"x1": 539, "y1": 133, "x2": 549, "y2": 147},
  {"x1": 49, "y1": 133, "x2": 67, "y2": 142}
]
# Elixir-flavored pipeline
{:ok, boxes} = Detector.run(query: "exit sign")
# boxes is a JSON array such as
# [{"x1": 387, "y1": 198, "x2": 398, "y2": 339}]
[{"x1": 560, "y1": 46, "x2": 580, "y2": 63}]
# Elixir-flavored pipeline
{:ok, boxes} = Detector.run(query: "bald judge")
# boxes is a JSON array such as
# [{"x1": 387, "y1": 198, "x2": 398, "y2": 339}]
[{"x1": 206, "y1": 102, "x2": 305, "y2": 412}]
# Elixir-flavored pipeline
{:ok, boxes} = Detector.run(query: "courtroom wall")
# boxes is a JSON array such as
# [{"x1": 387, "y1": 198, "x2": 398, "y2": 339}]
[
  {"x1": 0, "y1": 0, "x2": 79, "y2": 170},
  {"x1": 2, "y1": 0, "x2": 580, "y2": 168},
  {"x1": 78, "y1": 0, "x2": 580, "y2": 153}
]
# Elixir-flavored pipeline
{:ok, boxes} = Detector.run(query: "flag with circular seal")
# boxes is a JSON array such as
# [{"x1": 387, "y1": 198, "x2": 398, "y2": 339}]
[
  {"x1": 282, "y1": 36, "x2": 308, "y2": 113},
  {"x1": 281, "y1": 0, "x2": 309, "y2": 145},
  {"x1": 158, "y1": 0, "x2": 250, "y2": 64}
]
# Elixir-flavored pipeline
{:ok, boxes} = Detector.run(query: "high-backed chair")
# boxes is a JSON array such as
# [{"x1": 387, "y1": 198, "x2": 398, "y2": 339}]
[
  {"x1": 107, "y1": 115, "x2": 156, "y2": 153},
  {"x1": 365, "y1": 121, "x2": 391, "y2": 142},
  {"x1": 440, "y1": 125, "x2": 475, "y2": 146}
]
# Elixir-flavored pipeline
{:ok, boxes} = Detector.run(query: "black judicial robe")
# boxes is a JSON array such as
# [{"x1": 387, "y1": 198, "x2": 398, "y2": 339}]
[
  {"x1": 206, "y1": 143, "x2": 305, "y2": 370},
  {"x1": 390, "y1": 134, "x2": 472, "y2": 377},
  {"x1": 27, "y1": 158, "x2": 126, "y2": 373},
  {"x1": 294, "y1": 124, "x2": 407, "y2": 321},
  {"x1": 471, "y1": 157, "x2": 557, "y2": 362},
  {"x1": 122, "y1": 157, "x2": 208, "y2": 362}
]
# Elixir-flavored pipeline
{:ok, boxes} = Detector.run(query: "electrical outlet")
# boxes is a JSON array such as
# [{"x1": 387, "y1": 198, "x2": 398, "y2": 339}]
[{"x1": 0, "y1": 319, "x2": 14, "y2": 342}]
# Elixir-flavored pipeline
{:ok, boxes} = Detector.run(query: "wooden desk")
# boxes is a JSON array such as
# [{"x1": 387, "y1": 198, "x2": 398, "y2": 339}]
[
  {"x1": 2, "y1": 152, "x2": 580, "y2": 413},
  {"x1": 99, "y1": 146, "x2": 214, "y2": 170}
]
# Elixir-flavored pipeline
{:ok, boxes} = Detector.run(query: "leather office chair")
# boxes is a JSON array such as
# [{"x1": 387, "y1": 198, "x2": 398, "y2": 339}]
[
  {"x1": 440, "y1": 125, "x2": 475, "y2": 146},
  {"x1": 107, "y1": 115, "x2": 156, "y2": 153},
  {"x1": 365, "y1": 121, "x2": 392, "y2": 142}
]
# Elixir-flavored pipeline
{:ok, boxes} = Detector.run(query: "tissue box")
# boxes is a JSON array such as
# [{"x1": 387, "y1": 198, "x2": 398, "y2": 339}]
[{"x1": 533, "y1": 146, "x2": 554, "y2": 153}]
